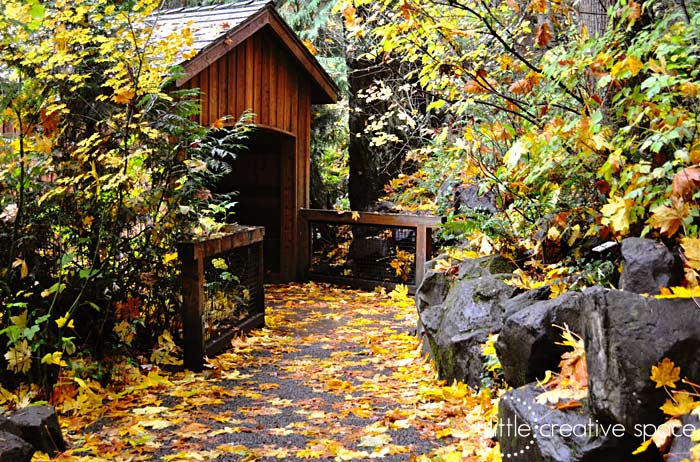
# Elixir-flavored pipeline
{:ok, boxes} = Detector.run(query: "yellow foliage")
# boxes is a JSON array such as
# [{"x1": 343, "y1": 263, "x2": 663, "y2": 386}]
[
  {"x1": 661, "y1": 392, "x2": 697, "y2": 417},
  {"x1": 610, "y1": 56, "x2": 644, "y2": 78},
  {"x1": 650, "y1": 357, "x2": 681, "y2": 388},
  {"x1": 4, "y1": 339, "x2": 32, "y2": 374},
  {"x1": 601, "y1": 195, "x2": 631, "y2": 234}
]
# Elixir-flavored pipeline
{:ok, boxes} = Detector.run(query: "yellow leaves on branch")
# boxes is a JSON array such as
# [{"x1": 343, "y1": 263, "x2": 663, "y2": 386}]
[
  {"x1": 41, "y1": 351, "x2": 67, "y2": 367},
  {"x1": 55, "y1": 313, "x2": 74, "y2": 329},
  {"x1": 610, "y1": 55, "x2": 644, "y2": 79},
  {"x1": 601, "y1": 195, "x2": 631, "y2": 235}
]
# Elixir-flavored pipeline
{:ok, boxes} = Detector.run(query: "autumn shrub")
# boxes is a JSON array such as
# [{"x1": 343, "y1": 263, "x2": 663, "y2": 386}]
[
  {"x1": 0, "y1": 0, "x2": 245, "y2": 392},
  {"x1": 342, "y1": 0, "x2": 700, "y2": 288}
]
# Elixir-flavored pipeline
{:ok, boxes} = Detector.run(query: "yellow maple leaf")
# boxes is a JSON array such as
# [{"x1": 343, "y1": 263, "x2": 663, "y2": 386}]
[
  {"x1": 611, "y1": 56, "x2": 644, "y2": 78},
  {"x1": 4, "y1": 339, "x2": 32, "y2": 374},
  {"x1": 650, "y1": 200, "x2": 689, "y2": 237},
  {"x1": 112, "y1": 87, "x2": 135, "y2": 105},
  {"x1": 601, "y1": 195, "x2": 631, "y2": 234},
  {"x1": 661, "y1": 392, "x2": 697, "y2": 417},
  {"x1": 682, "y1": 237, "x2": 700, "y2": 271},
  {"x1": 651, "y1": 357, "x2": 681, "y2": 388}
]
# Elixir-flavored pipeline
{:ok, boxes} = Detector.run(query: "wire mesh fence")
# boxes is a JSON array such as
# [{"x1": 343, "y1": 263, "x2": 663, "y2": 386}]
[
  {"x1": 202, "y1": 243, "x2": 263, "y2": 344},
  {"x1": 299, "y1": 210, "x2": 441, "y2": 291},
  {"x1": 309, "y1": 222, "x2": 418, "y2": 284},
  {"x1": 179, "y1": 226, "x2": 265, "y2": 370}
]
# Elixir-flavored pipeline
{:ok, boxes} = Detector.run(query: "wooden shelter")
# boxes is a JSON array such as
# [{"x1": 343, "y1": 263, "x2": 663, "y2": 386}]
[{"x1": 156, "y1": 0, "x2": 339, "y2": 281}]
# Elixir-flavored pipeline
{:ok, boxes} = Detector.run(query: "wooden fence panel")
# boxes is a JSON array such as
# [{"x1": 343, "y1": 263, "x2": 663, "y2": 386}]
[
  {"x1": 179, "y1": 226, "x2": 265, "y2": 371},
  {"x1": 298, "y1": 209, "x2": 441, "y2": 293}
]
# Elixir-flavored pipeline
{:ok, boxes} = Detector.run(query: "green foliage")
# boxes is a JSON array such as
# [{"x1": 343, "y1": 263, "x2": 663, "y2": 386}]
[
  {"x1": 278, "y1": 0, "x2": 350, "y2": 209},
  {"x1": 343, "y1": 0, "x2": 700, "y2": 285},
  {"x1": 310, "y1": 104, "x2": 349, "y2": 209},
  {"x1": 0, "y1": 0, "x2": 245, "y2": 390}
]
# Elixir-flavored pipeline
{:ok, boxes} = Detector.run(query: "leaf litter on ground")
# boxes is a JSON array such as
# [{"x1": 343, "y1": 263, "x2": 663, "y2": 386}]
[{"x1": 31, "y1": 282, "x2": 501, "y2": 462}]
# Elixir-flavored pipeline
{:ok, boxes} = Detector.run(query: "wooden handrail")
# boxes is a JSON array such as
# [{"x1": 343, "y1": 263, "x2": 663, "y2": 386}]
[
  {"x1": 298, "y1": 209, "x2": 441, "y2": 292},
  {"x1": 298, "y1": 208, "x2": 442, "y2": 227}
]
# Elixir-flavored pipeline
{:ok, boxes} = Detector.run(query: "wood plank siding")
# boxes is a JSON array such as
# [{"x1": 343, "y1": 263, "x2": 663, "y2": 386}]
[
  {"x1": 159, "y1": 2, "x2": 339, "y2": 282},
  {"x1": 181, "y1": 29, "x2": 315, "y2": 281}
]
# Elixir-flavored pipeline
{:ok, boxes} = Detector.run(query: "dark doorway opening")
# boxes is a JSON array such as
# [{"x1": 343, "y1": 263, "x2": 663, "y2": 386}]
[{"x1": 217, "y1": 127, "x2": 295, "y2": 279}]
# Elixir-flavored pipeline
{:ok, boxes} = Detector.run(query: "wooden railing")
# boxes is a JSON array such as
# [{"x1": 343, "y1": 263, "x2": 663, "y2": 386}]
[
  {"x1": 179, "y1": 226, "x2": 265, "y2": 370},
  {"x1": 298, "y1": 209, "x2": 441, "y2": 292}
]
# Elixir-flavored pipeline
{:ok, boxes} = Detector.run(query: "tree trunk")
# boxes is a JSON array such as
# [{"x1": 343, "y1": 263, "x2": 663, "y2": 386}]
[
  {"x1": 577, "y1": 0, "x2": 613, "y2": 36},
  {"x1": 346, "y1": 57, "x2": 403, "y2": 211}
]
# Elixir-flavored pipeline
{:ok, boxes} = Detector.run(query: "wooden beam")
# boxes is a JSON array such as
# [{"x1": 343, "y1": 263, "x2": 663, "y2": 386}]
[
  {"x1": 416, "y1": 225, "x2": 427, "y2": 288},
  {"x1": 298, "y1": 209, "x2": 442, "y2": 228}
]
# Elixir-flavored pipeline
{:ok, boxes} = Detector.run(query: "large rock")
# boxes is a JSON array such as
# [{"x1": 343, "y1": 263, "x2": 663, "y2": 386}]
[
  {"x1": 583, "y1": 287, "x2": 700, "y2": 431},
  {"x1": 619, "y1": 237, "x2": 680, "y2": 295},
  {"x1": 454, "y1": 183, "x2": 498, "y2": 214},
  {"x1": 503, "y1": 286, "x2": 552, "y2": 319},
  {"x1": 421, "y1": 275, "x2": 516, "y2": 387},
  {"x1": 497, "y1": 383, "x2": 655, "y2": 462},
  {"x1": 10, "y1": 405, "x2": 67, "y2": 456},
  {"x1": 415, "y1": 256, "x2": 453, "y2": 316},
  {"x1": 456, "y1": 254, "x2": 514, "y2": 281},
  {"x1": 666, "y1": 413, "x2": 700, "y2": 462},
  {"x1": 0, "y1": 417, "x2": 21, "y2": 439},
  {"x1": 496, "y1": 291, "x2": 586, "y2": 388},
  {"x1": 0, "y1": 431, "x2": 34, "y2": 462},
  {"x1": 416, "y1": 255, "x2": 514, "y2": 352}
]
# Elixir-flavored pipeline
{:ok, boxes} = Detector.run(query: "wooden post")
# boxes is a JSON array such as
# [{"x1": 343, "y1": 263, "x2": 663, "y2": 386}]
[
  {"x1": 426, "y1": 226, "x2": 434, "y2": 264},
  {"x1": 298, "y1": 211, "x2": 310, "y2": 281},
  {"x1": 179, "y1": 242, "x2": 205, "y2": 371},
  {"x1": 415, "y1": 225, "x2": 427, "y2": 288},
  {"x1": 257, "y1": 240, "x2": 265, "y2": 325}
]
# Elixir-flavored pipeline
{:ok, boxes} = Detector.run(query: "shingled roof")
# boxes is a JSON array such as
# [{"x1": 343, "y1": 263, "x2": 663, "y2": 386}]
[{"x1": 152, "y1": 0, "x2": 339, "y2": 104}]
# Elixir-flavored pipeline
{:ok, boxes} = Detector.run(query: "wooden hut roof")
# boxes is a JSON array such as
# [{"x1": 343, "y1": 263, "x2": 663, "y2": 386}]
[{"x1": 153, "y1": 0, "x2": 339, "y2": 104}]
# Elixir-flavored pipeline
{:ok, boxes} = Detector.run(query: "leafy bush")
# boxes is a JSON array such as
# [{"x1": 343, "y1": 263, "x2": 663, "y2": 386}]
[
  {"x1": 341, "y1": 0, "x2": 700, "y2": 287},
  {"x1": 0, "y1": 0, "x2": 245, "y2": 392}
]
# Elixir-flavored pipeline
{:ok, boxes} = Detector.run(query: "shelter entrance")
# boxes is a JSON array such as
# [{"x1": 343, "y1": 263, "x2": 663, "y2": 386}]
[{"x1": 218, "y1": 127, "x2": 295, "y2": 281}]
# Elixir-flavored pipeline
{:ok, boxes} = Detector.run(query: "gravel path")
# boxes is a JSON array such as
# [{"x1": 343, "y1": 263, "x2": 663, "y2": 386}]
[{"x1": 50, "y1": 283, "x2": 497, "y2": 462}]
